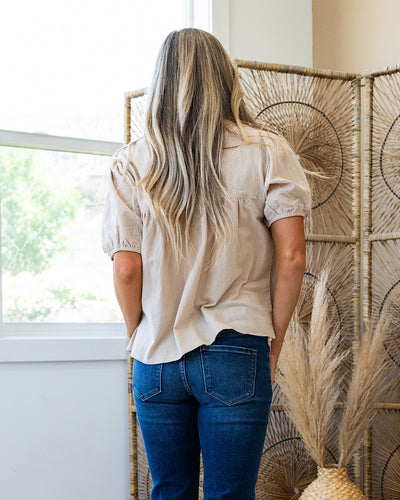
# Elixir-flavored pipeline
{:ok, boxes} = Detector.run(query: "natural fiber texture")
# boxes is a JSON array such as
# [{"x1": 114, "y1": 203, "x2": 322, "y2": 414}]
[
  {"x1": 362, "y1": 67, "x2": 400, "y2": 498},
  {"x1": 126, "y1": 351, "x2": 138, "y2": 498},
  {"x1": 276, "y1": 268, "x2": 349, "y2": 467},
  {"x1": 370, "y1": 240, "x2": 400, "y2": 382},
  {"x1": 233, "y1": 66, "x2": 362, "y2": 492},
  {"x1": 296, "y1": 243, "x2": 353, "y2": 332},
  {"x1": 369, "y1": 71, "x2": 400, "y2": 235},
  {"x1": 300, "y1": 466, "x2": 365, "y2": 499},
  {"x1": 236, "y1": 63, "x2": 360, "y2": 238},
  {"x1": 124, "y1": 89, "x2": 147, "y2": 143},
  {"x1": 256, "y1": 400, "x2": 339, "y2": 499},
  {"x1": 136, "y1": 422, "x2": 152, "y2": 499},
  {"x1": 295, "y1": 242, "x2": 356, "y2": 404},
  {"x1": 337, "y1": 311, "x2": 391, "y2": 468},
  {"x1": 372, "y1": 409, "x2": 400, "y2": 499}
]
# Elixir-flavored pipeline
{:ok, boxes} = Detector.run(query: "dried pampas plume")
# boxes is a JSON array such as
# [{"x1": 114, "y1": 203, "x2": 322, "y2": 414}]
[
  {"x1": 276, "y1": 264, "x2": 393, "y2": 477},
  {"x1": 276, "y1": 268, "x2": 349, "y2": 467},
  {"x1": 337, "y1": 311, "x2": 392, "y2": 468}
]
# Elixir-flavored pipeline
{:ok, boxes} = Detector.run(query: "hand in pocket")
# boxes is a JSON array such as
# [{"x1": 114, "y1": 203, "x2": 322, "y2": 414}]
[{"x1": 269, "y1": 352, "x2": 278, "y2": 385}]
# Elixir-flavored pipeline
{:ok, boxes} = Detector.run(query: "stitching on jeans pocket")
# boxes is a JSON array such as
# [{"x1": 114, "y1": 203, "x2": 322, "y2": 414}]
[
  {"x1": 132, "y1": 360, "x2": 163, "y2": 402},
  {"x1": 200, "y1": 345, "x2": 257, "y2": 406}
]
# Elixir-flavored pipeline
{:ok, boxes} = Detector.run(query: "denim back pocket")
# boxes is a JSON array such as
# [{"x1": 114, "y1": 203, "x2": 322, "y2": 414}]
[
  {"x1": 132, "y1": 359, "x2": 163, "y2": 402},
  {"x1": 200, "y1": 344, "x2": 257, "y2": 406}
]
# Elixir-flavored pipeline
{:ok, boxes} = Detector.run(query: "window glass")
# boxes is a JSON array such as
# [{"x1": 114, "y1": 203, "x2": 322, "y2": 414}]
[
  {"x1": 1, "y1": 146, "x2": 121, "y2": 322},
  {"x1": 0, "y1": 0, "x2": 184, "y2": 142}
]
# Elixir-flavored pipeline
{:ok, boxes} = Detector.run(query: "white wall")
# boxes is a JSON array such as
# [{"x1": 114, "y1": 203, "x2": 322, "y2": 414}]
[
  {"x1": 0, "y1": 358, "x2": 130, "y2": 500},
  {"x1": 0, "y1": 2, "x2": 313, "y2": 499},
  {"x1": 212, "y1": 0, "x2": 313, "y2": 67},
  {"x1": 313, "y1": 0, "x2": 400, "y2": 73}
]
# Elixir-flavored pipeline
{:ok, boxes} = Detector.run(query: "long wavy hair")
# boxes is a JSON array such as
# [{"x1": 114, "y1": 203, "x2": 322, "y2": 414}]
[{"x1": 137, "y1": 28, "x2": 262, "y2": 269}]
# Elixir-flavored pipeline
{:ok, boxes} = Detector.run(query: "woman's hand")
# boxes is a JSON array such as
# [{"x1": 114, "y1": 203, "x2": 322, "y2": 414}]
[
  {"x1": 269, "y1": 351, "x2": 278, "y2": 385},
  {"x1": 269, "y1": 339, "x2": 282, "y2": 385}
]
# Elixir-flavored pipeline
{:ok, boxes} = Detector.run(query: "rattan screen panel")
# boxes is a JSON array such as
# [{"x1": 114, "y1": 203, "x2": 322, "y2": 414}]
[
  {"x1": 370, "y1": 239, "x2": 400, "y2": 401},
  {"x1": 234, "y1": 68, "x2": 362, "y2": 466},
  {"x1": 367, "y1": 70, "x2": 400, "y2": 235},
  {"x1": 236, "y1": 61, "x2": 361, "y2": 239},
  {"x1": 361, "y1": 67, "x2": 400, "y2": 500},
  {"x1": 124, "y1": 89, "x2": 147, "y2": 144},
  {"x1": 371, "y1": 409, "x2": 400, "y2": 500},
  {"x1": 364, "y1": 69, "x2": 400, "y2": 381}
]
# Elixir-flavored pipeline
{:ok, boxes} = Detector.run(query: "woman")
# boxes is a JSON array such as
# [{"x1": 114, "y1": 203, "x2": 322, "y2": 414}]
[{"x1": 102, "y1": 28, "x2": 312, "y2": 500}]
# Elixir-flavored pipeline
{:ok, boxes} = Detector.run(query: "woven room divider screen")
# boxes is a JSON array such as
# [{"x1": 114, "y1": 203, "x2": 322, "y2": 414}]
[{"x1": 122, "y1": 60, "x2": 400, "y2": 499}]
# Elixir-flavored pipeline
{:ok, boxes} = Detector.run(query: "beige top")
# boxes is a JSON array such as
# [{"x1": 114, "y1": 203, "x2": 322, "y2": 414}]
[{"x1": 101, "y1": 124, "x2": 312, "y2": 364}]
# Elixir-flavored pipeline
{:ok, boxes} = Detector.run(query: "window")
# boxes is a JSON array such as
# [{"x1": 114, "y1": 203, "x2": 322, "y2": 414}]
[
  {"x1": 0, "y1": 0, "x2": 185, "y2": 141},
  {"x1": 0, "y1": 0, "x2": 209, "y2": 333},
  {"x1": 1, "y1": 146, "x2": 117, "y2": 323}
]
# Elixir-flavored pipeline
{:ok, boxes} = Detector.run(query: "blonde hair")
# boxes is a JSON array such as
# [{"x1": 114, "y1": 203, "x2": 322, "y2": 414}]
[
  {"x1": 137, "y1": 28, "x2": 262, "y2": 269},
  {"x1": 137, "y1": 28, "x2": 325, "y2": 269}
]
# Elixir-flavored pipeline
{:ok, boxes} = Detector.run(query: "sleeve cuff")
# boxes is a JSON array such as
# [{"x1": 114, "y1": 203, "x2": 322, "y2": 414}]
[
  {"x1": 266, "y1": 210, "x2": 310, "y2": 228},
  {"x1": 107, "y1": 245, "x2": 142, "y2": 261}
]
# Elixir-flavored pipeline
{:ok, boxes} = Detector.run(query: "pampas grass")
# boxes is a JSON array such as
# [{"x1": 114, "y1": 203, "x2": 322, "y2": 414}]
[
  {"x1": 276, "y1": 268, "x2": 349, "y2": 466},
  {"x1": 337, "y1": 311, "x2": 392, "y2": 468},
  {"x1": 276, "y1": 266, "x2": 393, "y2": 474}
]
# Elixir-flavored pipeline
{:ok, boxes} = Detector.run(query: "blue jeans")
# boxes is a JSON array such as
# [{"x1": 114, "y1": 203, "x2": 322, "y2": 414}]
[{"x1": 132, "y1": 329, "x2": 273, "y2": 500}]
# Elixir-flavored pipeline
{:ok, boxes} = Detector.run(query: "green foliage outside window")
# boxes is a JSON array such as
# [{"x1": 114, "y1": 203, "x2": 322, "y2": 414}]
[
  {"x1": 0, "y1": 147, "x2": 84, "y2": 321},
  {"x1": 1, "y1": 147, "x2": 82, "y2": 276}
]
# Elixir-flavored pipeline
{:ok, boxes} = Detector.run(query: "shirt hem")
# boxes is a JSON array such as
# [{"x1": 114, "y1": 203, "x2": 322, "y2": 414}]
[{"x1": 127, "y1": 329, "x2": 275, "y2": 364}]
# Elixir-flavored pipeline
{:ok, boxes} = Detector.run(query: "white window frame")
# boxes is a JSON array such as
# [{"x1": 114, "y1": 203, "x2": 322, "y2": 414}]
[
  {"x1": 184, "y1": 0, "x2": 230, "y2": 53},
  {"x1": 0, "y1": 0, "x2": 214, "y2": 363}
]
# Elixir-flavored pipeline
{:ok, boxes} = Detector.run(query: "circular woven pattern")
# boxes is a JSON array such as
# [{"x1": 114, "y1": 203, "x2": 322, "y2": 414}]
[
  {"x1": 381, "y1": 444, "x2": 400, "y2": 499},
  {"x1": 301, "y1": 271, "x2": 342, "y2": 330},
  {"x1": 255, "y1": 406, "x2": 340, "y2": 499},
  {"x1": 380, "y1": 114, "x2": 400, "y2": 200},
  {"x1": 256, "y1": 436, "x2": 336, "y2": 499},
  {"x1": 256, "y1": 100, "x2": 343, "y2": 209},
  {"x1": 371, "y1": 71, "x2": 400, "y2": 234},
  {"x1": 296, "y1": 268, "x2": 351, "y2": 369},
  {"x1": 237, "y1": 64, "x2": 358, "y2": 237},
  {"x1": 370, "y1": 239, "x2": 400, "y2": 377},
  {"x1": 295, "y1": 242, "x2": 357, "y2": 403},
  {"x1": 371, "y1": 408, "x2": 400, "y2": 499},
  {"x1": 300, "y1": 466, "x2": 365, "y2": 499},
  {"x1": 379, "y1": 279, "x2": 400, "y2": 368}
]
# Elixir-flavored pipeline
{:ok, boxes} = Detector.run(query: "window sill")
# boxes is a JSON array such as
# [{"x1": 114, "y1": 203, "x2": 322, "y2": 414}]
[{"x1": 0, "y1": 323, "x2": 129, "y2": 363}]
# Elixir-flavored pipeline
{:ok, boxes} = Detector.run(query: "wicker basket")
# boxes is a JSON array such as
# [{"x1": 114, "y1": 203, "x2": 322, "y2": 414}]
[{"x1": 300, "y1": 464, "x2": 365, "y2": 499}]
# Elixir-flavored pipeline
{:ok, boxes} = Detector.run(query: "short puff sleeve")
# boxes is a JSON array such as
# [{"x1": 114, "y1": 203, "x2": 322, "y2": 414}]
[
  {"x1": 101, "y1": 145, "x2": 143, "y2": 260},
  {"x1": 263, "y1": 135, "x2": 312, "y2": 228}
]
